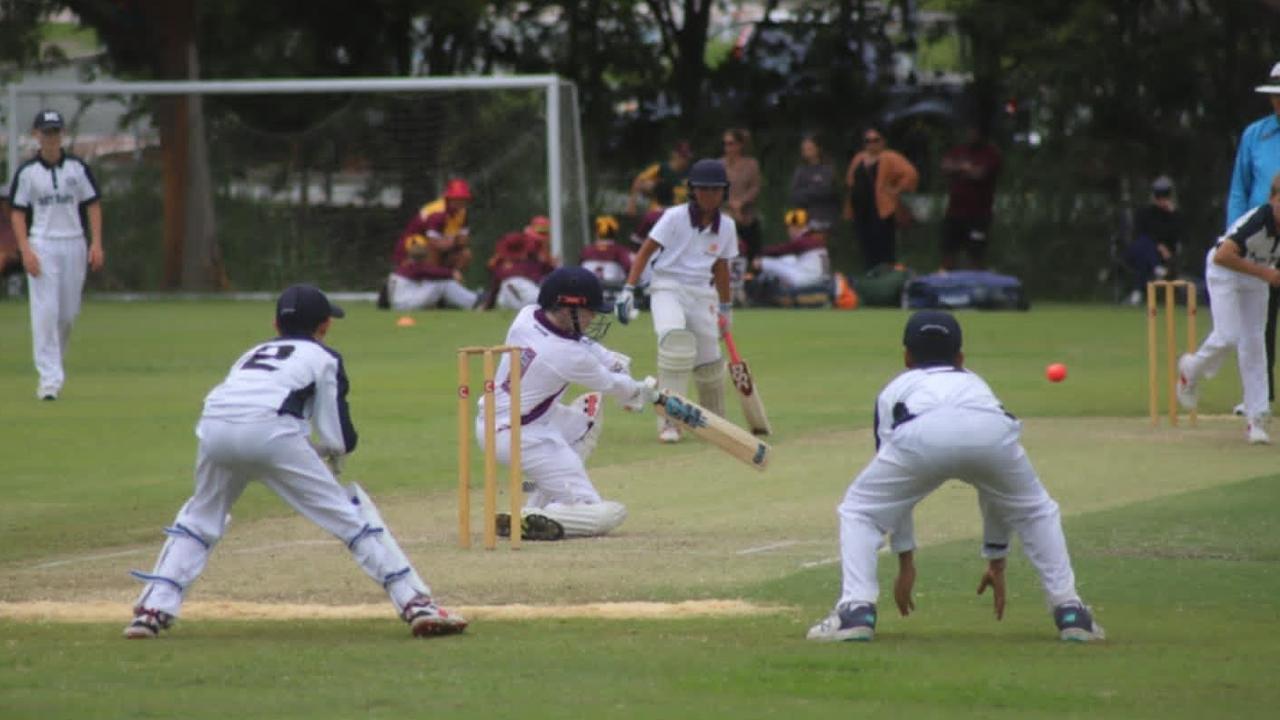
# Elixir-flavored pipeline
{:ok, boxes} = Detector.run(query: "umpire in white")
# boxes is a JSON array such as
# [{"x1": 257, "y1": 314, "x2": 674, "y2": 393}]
[
  {"x1": 7, "y1": 109, "x2": 104, "y2": 400},
  {"x1": 807, "y1": 311, "x2": 1104, "y2": 643}
]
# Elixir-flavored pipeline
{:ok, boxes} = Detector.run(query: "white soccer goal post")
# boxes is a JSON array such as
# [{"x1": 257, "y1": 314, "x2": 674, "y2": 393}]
[{"x1": 4, "y1": 75, "x2": 589, "y2": 291}]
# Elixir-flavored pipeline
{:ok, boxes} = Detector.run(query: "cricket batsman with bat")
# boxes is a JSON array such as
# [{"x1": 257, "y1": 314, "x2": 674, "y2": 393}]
[
  {"x1": 478, "y1": 266, "x2": 661, "y2": 540},
  {"x1": 125, "y1": 285, "x2": 466, "y2": 639},
  {"x1": 807, "y1": 311, "x2": 1103, "y2": 643},
  {"x1": 616, "y1": 158, "x2": 738, "y2": 443}
]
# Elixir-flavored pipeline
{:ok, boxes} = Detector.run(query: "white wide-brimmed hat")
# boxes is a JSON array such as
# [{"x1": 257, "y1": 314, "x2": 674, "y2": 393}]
[{"x1": 1256, "y1": 61, "x2": 1280, "y2": 94}]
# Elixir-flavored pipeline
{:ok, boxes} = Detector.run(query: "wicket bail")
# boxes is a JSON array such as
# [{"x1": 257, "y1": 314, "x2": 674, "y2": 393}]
[
  {"x1": 1146, "y1": 280, "x2": 1197, "y2": 427},
  {"x1": 457, "y1": 345, "x2": 523, "y2": 550}
]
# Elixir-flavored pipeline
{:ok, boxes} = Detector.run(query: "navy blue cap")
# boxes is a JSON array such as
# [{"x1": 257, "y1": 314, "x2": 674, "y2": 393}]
[
  {"x1": 538, "y1": 266, "x2": 613, "y2": 313},
  {"x1": 687, "y1": 158, "x2": 730, "y2": 188},
  {"x1": 33, "y1": 109, "x2": 64, "y2": 130},
  {"x1": 903, "y1": 310, "x2": 962, "y2": 363},
  {"x1": 276, "y1": 284, "x2": 344, "y2": 334}
]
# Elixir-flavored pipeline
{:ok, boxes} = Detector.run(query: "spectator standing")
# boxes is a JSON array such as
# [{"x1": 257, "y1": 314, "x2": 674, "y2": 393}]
[
  {"x1": 788, "y1": 134, "x2": 841, "y2": 230},
  {"x1": 1123, "y1": 176, "x2": 1183, "y2": 305},
  {"x1": 939, "y1": 124, "x2": 1003, "y2": 270},
  {"x1": 626, "y1": 141, "x2": 692, "y2": 216},
  {"x1": 721, "y1": 128, "x2": 764, "y2": 263},
  {"x1": 844, "y1": 125, "x2": 919, "y2": 271},
  {"x1": 1228, "y1": 61, "x2": 1280, "y2": 406},
  {"x1": 7, "y1": 109, "x2": 104, "y2": 400},
  {"x1": 1, "y1": 188, "x2": 24, "y2": 298}
]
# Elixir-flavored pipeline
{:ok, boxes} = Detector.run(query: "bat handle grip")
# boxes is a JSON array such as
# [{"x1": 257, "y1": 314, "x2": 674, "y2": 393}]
[{"x1": 721, "y1": 325, "x2": 741, "y2": 364}]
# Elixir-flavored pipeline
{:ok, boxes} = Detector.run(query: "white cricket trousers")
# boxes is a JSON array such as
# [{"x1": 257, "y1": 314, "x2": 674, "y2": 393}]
[
  {"x1": 495, "y1": 276, "x2": 540, "y2": 310},
  {"x1": 131, "y1": 418, "x2": 424, "y2": 617},
  {"x1": 387, "y1": 273, "x2": 477, "y2": 310},
  {"x1": 1183, "y1": 263, "x2": 1269, "y2": 419},
  {"x1": 837, "y1": 408, "x2": 1081, "y2": 610},
  {"x1": 648, "y1": 277, "x2": 721, "y2": 365},
  {"x1": 27, "y1": 236, "x2": 87, "y2": 396},
  {"x1": 758, "y1": 251, "x2": 827, "y2": 287},
  {"x1": 478, "y1": 403, "x2": 626, "y2": 537}
]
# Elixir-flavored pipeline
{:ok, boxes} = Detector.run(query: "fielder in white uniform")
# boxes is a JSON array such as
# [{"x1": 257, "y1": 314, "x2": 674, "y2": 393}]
[
  {"x1": 478, "y1": 266, "x2": 659, "y2": 540},
  {"x1": 807, "y1": 311, "x2": 1104, "y2": 643},
  {"x1": 616, "y1": 158, "x2": 737, "y2": 443},
  {"x1": 1178, "y1": 171, "x2": 1280, "y2": 443},
  {"x1": 7, "y1": 109, "x2": 103, "y2": 400},
  {"x1": 124, "y1": 285, "x2": 466, "y2": 639}
]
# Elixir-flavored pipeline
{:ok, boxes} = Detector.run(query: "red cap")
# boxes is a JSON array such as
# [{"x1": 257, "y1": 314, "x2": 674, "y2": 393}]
[
  {"x1": 525, "y1": 215, "x2": 551, "y2": 237},
  {"x1": 443, "y1": 178, "x2": 473, "y2": 200}
]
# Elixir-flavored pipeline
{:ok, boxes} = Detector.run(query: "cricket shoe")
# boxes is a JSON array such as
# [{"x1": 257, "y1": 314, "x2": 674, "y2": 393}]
[
  {"x1": 806, "y1": 602, "x2": 877, "y2": 642},
  {"x1": 1053, "y1": 602, "x2": 1105, "y2": 642},
  {"x1": 1233, "y1": 402, "x2": 1246, "y2": 416},
  {"x1": 495, "y1": 512, "x2": 565, "y2": 541},
  {"x1": 1175, "y1": 354, "x2": 1198, "y2": 410},
  {"x1": 1247, "y1": 415, "x2": 1271, "y2": 445},
  {"x1": 568, "y1": 392, "x2": 604, "y2": 462},
  {"x1": 403, "y1": 596, "x2": 468, "y2": 637},
  {"x1": 658, "y1": 420, "x2": 682, "y2": 444},
  {"x1": 123, "y1": 606, "x2": 174, "y2": 639}
]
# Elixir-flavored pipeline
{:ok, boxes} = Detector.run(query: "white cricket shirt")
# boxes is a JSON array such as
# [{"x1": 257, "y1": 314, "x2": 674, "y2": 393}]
[
  {"x1": 7, "y1": 152, "x2": 100, "y2": 240},
  {"x1": 1207, "y1": 203, "x2": 1280, "y2": 290},
  {"x1": 646, "y1": 203, "x2": 739, "y2": 285},
  {"x1": 874, "y1": 365, "x2": 1011, "y2": 449},
  {"x1": 201, "y1": 336, "x2": 357, "y2": 455},
  {"x1": 481, "y1": 306, "x2": 642, "y2": 428}
]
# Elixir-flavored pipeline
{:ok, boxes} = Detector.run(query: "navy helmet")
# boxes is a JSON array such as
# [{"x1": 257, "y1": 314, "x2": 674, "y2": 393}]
[
  {"x1": 537, "y1": 266, "x2": 613, "y2": 314},
  {"x1": 687, "y1": 158, "x2": 730, "y2": 188},
  {"x1": 902, "y1": 310, "x2": 962, "y2": 364}
]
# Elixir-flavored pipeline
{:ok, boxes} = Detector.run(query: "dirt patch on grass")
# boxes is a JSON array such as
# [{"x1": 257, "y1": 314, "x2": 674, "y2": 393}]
[{"x1": 0, "y1": 599, "x2": 787, "y2": 623}]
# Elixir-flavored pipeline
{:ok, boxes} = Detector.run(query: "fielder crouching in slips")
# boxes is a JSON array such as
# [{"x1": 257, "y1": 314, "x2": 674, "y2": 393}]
[
  {"x1": 1177, "y1": 171, "x2": 1280, "y2": 444},
  {"x1": 616, "y1": 158, "x2": 738, "y2": 443},
  {"x1": 807, "y1": 311, "x2": 1104, "y2": 643},
  {"x1": 125, "y1": 285, "x2": 466, "y2": 639},
  {"x1": 477, "y1": 266, "x2": 659, "y2": 540}
]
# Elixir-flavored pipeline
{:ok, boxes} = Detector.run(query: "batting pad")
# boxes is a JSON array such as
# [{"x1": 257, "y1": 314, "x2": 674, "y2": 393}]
[{"x1": 693, "y1": 359, "x2": 727, "y2": 417}]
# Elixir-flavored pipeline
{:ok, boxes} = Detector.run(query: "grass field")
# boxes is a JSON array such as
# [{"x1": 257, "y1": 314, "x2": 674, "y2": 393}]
[{"x1": 2, "y1": 299, "x2": 1278, "y2": 719}]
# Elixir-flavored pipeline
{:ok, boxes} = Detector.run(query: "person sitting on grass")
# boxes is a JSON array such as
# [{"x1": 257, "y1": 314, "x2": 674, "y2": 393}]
[{"x1": 484, "y1": 230, "x2": 557, "y2": 310}]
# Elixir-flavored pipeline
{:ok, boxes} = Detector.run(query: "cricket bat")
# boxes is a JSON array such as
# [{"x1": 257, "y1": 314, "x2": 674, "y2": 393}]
[
  {"x1": 652, "y1": 390, "x2": 770, "y2": 471},
  {"x1": 722, "y1": 326, "x2": 772, "y2": 436}
]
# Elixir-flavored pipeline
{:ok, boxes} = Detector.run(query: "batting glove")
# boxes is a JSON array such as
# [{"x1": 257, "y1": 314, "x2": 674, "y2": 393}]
[
  {"x1": 718, "y1": 302, "x2": 733, "y2": 334},
  {"x1": 615, "y1": 285, "x2": 636, "y2": 325},
  {"x1": 623, "y1": 376, "x2": 660, "y2": 412}
]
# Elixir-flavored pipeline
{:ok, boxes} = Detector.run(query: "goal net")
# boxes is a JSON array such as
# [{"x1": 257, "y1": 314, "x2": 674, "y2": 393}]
[{"x1": 3, "y1": 76, "x2": 589, "y2": 292}]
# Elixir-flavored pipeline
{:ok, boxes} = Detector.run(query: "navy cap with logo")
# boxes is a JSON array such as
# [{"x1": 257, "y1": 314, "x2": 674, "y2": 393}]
[
  {"x1": 276, "y1": 284, "x2": 345, "y2": 335},
  {"x1": 902, "y1": 310, "x2": 962, "y2": 364},
  {"x1": 33, "y1": 110, "x2": 65, "y2": 131}
]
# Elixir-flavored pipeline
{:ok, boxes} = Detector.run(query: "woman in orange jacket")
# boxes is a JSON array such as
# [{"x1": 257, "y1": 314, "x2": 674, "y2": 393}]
[{"x1": 843, "y1": 125, "x2": 919, "y2": 270}]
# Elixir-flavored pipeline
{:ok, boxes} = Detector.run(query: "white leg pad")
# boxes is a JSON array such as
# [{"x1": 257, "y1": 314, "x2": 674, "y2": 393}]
[
  {"x1": 693, "y1": 359, "x2": 727, "y2": 417},
  {"x1": 658, "y1": 329, "x2": 697, "y2": 431},
  {"x1": 537, "y1": 501, "x2": 627, "y2": 538}
]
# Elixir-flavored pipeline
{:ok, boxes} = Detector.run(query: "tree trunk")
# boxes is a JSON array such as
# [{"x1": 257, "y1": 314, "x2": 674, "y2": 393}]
[{"x1": 180, "y1": 41, "x2": 226, "y2": 290}]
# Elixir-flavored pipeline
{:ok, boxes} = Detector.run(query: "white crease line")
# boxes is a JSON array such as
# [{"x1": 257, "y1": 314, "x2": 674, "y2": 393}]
[
  {"x1": 799, "y1": 556, "x2": 840, "y2": 569},
  {"x1": 737, "y1": 540, "x2": 801, "y2": 556},
  {"x1": 31, "y1": 549, "x2": 148, "y2": 570}
]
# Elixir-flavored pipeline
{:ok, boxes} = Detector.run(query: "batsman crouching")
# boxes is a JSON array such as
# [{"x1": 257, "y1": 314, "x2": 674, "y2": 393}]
[
  {"x1": 478, "y1": 266, "x2": 659, "y2": 540},
  {"x1": 807, "y1": 311, "x2": 1103, "y2": 643},
  {"x1": 125, "y1": 285, "x2": 466, "y2": 639}
]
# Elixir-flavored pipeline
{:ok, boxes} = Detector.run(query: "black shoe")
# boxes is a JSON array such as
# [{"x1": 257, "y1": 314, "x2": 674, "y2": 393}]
[
  {"x1": 1054, "y1": 602, "x2": 1106, "y2": 642},
  {"x1": 495, "y1": 512, "x2": 565, "y2": 541}
]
